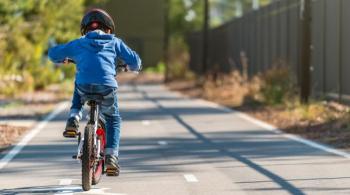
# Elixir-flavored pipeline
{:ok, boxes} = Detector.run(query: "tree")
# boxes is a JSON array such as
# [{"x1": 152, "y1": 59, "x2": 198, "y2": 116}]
[{"x1": 0, "y1": 0, "x2": 105, "y2": 93}]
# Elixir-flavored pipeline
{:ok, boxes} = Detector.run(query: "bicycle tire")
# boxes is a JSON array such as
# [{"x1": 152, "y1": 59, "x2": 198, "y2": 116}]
[
  {"x1": 92, "y1": 134, "x2": 104, "y2": 184},
  {"x1": 82, "y1": 125, "x2": 94, "y2": 191}
]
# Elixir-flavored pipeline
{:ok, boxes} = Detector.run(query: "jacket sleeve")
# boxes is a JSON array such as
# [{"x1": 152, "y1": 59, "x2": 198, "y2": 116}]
[
  {"x1": 115, "y1": 39, "x2": 142, "y2": 71},
  {"x1": 48, "y1": 40, "x2": 77, "y2": 64}
]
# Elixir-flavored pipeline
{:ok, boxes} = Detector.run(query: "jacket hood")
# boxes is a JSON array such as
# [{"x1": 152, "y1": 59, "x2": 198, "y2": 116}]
[{"x1": 79, "y1": 30, "x2": 115, "y2": 52}]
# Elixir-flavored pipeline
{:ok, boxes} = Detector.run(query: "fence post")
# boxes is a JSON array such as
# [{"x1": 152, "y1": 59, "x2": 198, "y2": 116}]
[
  {"x1": 300, "y1": 0, "x2": 312, "y2": 103},
  {"x1": 322, "y1": 0, "x2": 327, "y2": 95},
  {"x1": 202, "y1": 0, "x2": 210, "y2": 74},
  {"x1": 163, "y1": 0, "x2": 170, "y2": 82},
  {"x1": 338, "y1": 0, "x2": 343, "y2": 102}
]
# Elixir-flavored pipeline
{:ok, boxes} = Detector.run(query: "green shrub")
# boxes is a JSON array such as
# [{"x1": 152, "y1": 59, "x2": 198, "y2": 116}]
[
  {"x1": 166, "y1": 36, "x2": 196, "y2": 80},
  {"x1": 60, "y1": 64, "x2": 76, "y2": 79},
  {"x1": 0, "y1": 71, "x2": 34, "y2": 97},
  {"x1": 29, "y1": 63, "x2": 63, "y2": 90},
  {"x1": 260, "y1": 66, "x2": 295, "y2": 105},
  {"x1": 144, "y1": 62, "x2": 166, "y2": 73}
]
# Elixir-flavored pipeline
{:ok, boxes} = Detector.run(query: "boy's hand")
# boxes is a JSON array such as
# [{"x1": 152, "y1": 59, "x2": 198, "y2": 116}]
[
  {"x1": 63, "y1": 58, "x2": 75, "y2": 64},
  {"x1": 124, "y1": 65, "x2": 130, "y2": 72},
  {"x1": 117, "y1": 64, "x2": 128, "y2": 72},
  {"x1": 63, "y1": 58, "x2": 69, "y2": 64}
]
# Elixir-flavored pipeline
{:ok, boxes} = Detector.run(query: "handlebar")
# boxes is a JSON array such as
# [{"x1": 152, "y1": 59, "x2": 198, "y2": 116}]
[
  {"x1": 59, "y1": 59, "x2": 139, "y2": 74},
  {"x1": 59, "y1": 58, "x2": 75, "y2": 64},
  {"x1": 117, "y1": 64, "x2": 128, "y2": 72},
  {"x1": 117, "y1": 64, "x2": 139, "y2": 74},
  {"x1": 67, "y1": 59, "x2": 75, "y2": 64}
]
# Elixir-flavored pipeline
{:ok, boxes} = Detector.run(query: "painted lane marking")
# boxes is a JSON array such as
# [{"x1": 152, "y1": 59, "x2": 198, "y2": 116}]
[
  {"x1": 0, "y1": 101, "x2": 68, "y2": 170},
  {"x1": 81, "y1": 188, "x2": 126, "y2": 195},
  {"x1": 158, "y1": 141, "x2": 168, "y2": 146},
  {"x1": 58, "y1": 179, "x2": 73, "y2": 186},
  {"x1": 184, "y1": 174, "x2": 198, "y2": 182},
  {"x1": 54, "y1": 179, "x2": 76, "y2": 195},
  {"x1": 196, "y1": 98, "x2": 350, "y2": 159},
  {"x1": 55, "y1": 191, "x2": 73, "y2": 195},
  {"x1": 142, "y1": 120, "x2": 151, "y2": 126},
  {"x1": 53, "y1": 186, "x2": 126, "y2": 195}
]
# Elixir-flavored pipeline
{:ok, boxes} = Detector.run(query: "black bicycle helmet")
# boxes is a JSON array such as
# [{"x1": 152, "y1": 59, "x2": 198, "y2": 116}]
[{"x1": 80, "y1": 8, "x2": 115, "y2": 35}]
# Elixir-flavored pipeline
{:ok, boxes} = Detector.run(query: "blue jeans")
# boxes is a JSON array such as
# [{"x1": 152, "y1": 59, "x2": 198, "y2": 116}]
[{"x1": 70, "y1": 83, "x2": 121, "y2": 157}]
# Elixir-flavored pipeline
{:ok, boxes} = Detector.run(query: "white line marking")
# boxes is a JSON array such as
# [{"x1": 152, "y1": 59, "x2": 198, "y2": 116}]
[
  {"x1": 55, "y1": 191, "x2": 73, "y2": 195},
  {"x1": 0, "y1": 101, "x2": 68, "y2": 170},
  {"x1": 196, "y1": 98, "x2": 350, "y2": 159},
  {"x1": 184, "y1": 174, "x2": 198, "y2": 182},
  {"x1": 58, "y1": 179, "x2": 73, "y2": 186},
  {"x1": 81, "y1": 188, "x2": 126, "y2": 195},
  {"x1": 53, "y1": 186, "x2": 81, "y2": 195},
  {"x1": 142, "y1": 120, "x2": 151, "y2": 126},
  {"x1": 158, "y1": 141, "x2": 168, "y2": 145}
]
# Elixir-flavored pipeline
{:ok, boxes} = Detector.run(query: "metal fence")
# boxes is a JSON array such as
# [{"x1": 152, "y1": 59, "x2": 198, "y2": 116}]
[{"x1": 187, "y1": 0, "x2": 350, "y2": 100}]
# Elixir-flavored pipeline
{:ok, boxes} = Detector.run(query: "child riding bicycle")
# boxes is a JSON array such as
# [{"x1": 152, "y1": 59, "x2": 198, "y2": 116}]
[{"x1": 48, "y1": 8, "x2": 142, "y2": 176}]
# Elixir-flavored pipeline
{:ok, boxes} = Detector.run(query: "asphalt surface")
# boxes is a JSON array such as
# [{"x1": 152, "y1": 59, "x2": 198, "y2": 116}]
[{"x1": 1, "y1": 84, "x2": 350, "y2": 195}]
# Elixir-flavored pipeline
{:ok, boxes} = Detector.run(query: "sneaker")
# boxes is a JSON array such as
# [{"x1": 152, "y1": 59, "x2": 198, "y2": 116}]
[
  {"x1": 105, "y1": 155, "x2": 120, "y2": 176},
  {"x1": 63, "y1": 117, "x2": 79, "y2": 138}
]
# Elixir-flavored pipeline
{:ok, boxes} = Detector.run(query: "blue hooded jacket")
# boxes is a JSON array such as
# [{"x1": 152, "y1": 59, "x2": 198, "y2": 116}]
[{"x1": 48, "y1": 30, "x2": 142, "y2": 88}]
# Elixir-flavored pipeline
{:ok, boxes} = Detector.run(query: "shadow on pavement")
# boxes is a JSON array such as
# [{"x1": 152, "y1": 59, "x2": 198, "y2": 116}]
[
  {"x1": 0, "y1": 185, "x2": 82, "y2": 195},
  {"x1": 137, "y1": 88, "x2": 309, "y2": 195},
  {"x1": 3, "y1": 84, "x2": 350, "y2": 194}
]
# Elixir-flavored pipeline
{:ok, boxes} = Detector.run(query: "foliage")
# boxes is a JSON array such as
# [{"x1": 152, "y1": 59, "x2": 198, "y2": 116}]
[
  {"x1": 201, "y1": 70, "x2": 261, "y2": 106},
  {"x1": 0, "y1": 0, "x2": 104, "y2": 96},
  {"x1": 60, "y1": 64, "x2": 77, "y2": 80},
  {"x1": 169, "y1": 0, "x2": 204, "y2": 36},
  {"x1": 260, "y1": 66, "x2": 295, "y2": 105},
  {"x1": 166, "y1": 37, "x2": 196, "y2": 80},
  {"x1": 166, "y1": 0, "x2": 272, "y2": 80},
  {"x1": 144, "y1": 62, "x2": 166, "y2": 74},
  {"x1": 198, "y1": 65, "x2": 296, "y2": 107}
]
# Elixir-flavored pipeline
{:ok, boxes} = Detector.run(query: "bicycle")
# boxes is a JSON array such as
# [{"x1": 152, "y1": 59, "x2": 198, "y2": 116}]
[{"x1": 64, "y1": 59, "x2": 130, "y2": 191}]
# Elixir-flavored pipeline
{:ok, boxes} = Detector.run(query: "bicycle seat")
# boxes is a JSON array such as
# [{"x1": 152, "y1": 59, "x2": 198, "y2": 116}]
[{"x1": 81, "y1": 94, "x2": 104, "y2": 103}]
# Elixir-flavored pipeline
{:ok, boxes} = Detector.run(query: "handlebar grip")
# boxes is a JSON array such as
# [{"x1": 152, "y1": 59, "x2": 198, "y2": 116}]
[
  {"x1": 117, "y1": 64, "x2": 128, "y2": 72},
  {"x1": 67, "y1": 59, "x2": 75, "y2": 63},
  {"x1": 117, "y1": 64, "x2": 139, "y2": 74}
]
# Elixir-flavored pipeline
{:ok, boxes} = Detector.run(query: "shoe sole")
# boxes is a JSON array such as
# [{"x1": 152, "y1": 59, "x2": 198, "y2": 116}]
[
  {"x1": 63, "y1": 129, "x2": 78, "y2": 138},
  {"x1": 106, "y1": 165, "x2": 119, "y2": 176}
]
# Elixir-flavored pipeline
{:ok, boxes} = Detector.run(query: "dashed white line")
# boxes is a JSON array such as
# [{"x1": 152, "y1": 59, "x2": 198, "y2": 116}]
[
  {"x1": 81, "y1": 188, "x2": 126, "y2": 195},
  {"x1": 55, "y1": 191, "x2": 74, "y2": 195},
  {"x1": 54, "y1": 179, "x2": 76, "y2": 195},
  {"x1": 0, "y1": 101, "x2": 68, "y2": 170},
  {"x1": 184, "y1": 174, "x2": 198, "y2": 182},
  {"x1": 158, "y1": 141, "x2": 168, "y2": 146},
  {"x1": 142, "y1": 120, "x2": 151, "y2": 126},
  {"x1": 58, "y1": 179, "x2": 73, "y2": 186}
]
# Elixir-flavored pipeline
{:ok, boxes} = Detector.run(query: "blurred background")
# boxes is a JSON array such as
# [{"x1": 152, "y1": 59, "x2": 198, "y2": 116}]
[{"x1": 1, "y1": 0, "x2": 347, "y2": 103}]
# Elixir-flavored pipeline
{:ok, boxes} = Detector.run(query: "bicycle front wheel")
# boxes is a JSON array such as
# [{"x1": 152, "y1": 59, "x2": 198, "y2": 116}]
[{"x1": 82, "y1": 125, "x2": 94, "y2": 191}]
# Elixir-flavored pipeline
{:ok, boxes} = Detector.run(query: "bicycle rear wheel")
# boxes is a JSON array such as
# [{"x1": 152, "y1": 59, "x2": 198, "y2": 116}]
[
  {"x1": 92, "y1": 123, "x2": 106, "y2": 185},
  {"x1": 82, "y1": 125, "x2": 94, "y2": 191}
]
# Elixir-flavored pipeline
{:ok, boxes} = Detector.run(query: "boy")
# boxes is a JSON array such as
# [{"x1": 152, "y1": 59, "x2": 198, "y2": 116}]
[{"x1": 48, "y1": 9, "x2": 141, "y2": 176}]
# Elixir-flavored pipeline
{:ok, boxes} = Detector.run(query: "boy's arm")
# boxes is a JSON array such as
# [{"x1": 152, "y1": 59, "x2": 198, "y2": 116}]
[
  {"x1": 48, "y1": 41, "x2": 77, "y2": 64},
  {"x1": 116, "y1": 39, "x2": 142, "y2": 71}
]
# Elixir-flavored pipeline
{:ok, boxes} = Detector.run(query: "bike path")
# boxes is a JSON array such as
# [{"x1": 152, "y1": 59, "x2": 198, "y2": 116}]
[{"x1": 1, "y1": 84, "x2": 350, "y2": 194}]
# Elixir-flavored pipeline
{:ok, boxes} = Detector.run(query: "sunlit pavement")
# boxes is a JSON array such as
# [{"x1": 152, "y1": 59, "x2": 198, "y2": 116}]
[{"x1": 1, "y1": 84, "x2": 350, "y2": 195}]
